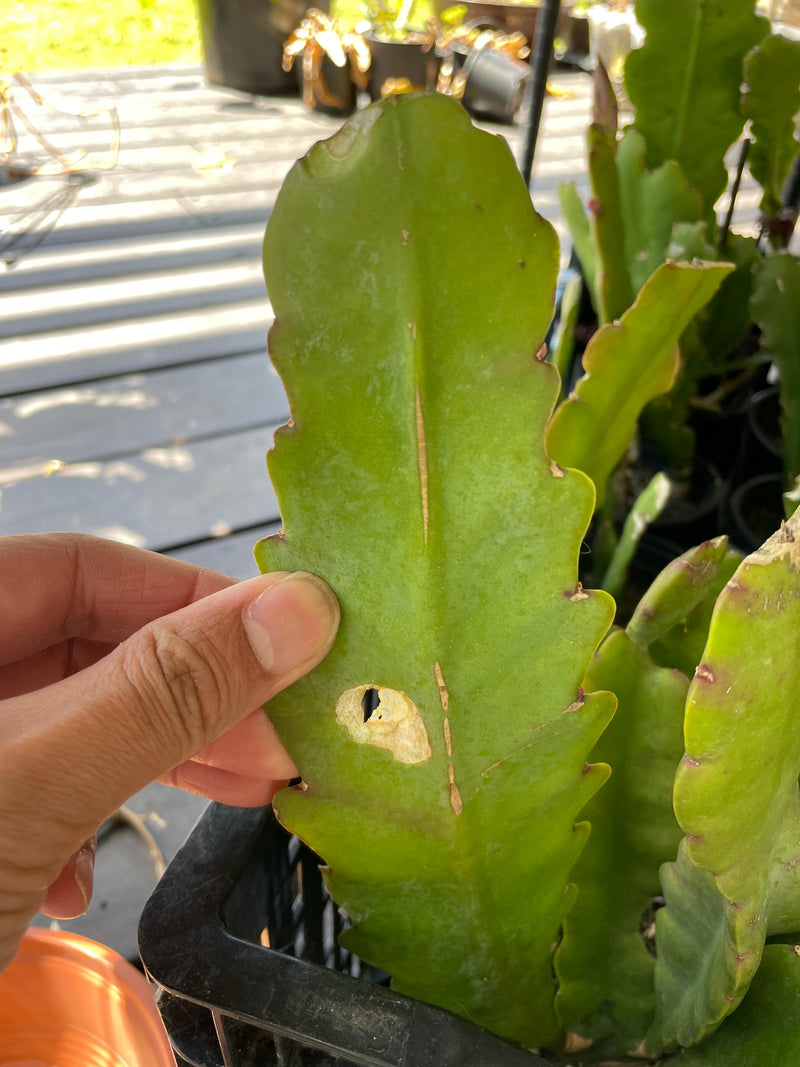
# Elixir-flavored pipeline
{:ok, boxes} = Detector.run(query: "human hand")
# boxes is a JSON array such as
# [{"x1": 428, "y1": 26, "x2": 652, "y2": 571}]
[{"x1": 0, "y1": 533, "x2": 339, "y2": 972}]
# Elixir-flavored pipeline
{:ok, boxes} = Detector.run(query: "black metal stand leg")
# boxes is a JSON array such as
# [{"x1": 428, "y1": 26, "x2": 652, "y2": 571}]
[{"x1": 520, "y1": 0, "x2": 562, "y2": 190}]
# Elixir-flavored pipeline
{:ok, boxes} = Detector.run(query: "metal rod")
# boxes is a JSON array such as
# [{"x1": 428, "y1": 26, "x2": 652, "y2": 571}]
[
  {"x1": 520, "y1": 0, "x2": 562, "y2": 190},
  {"x1": 718, "y1": 137, "x2": 750, "y2": 253}
]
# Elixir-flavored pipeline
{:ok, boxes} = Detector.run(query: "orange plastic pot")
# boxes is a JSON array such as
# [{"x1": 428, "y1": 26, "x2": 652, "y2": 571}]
[{"x1": 0, "y1": 927, "x2": 174, "y2": 1067}]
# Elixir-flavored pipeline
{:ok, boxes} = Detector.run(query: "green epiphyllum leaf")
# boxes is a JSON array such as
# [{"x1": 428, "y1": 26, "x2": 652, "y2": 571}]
[
  {"x1": 546, "y1": 260, "x2": 732, "y2": 507},
  {"x1": 626, "y1": 536, "x2": 730, "y2": 649},
  {"x1": 648, "y1": 512, "x2": 800, "y2": 1054},
  {"x1": 551, "y1": 271, "x2": 582, "y2": 388},
  {"x1": 644, "y1": 549, "x2": 743, "y2": 680},
  {"x1": 648, "y1": 839, "x2": 759, "y2": 1057},
  {"x1": 625, "y1": 0, "x2": 769, "y2": 213},
  {"x1": 616, "y1": 129, "x2": 704, "y2": 293},
  {"x1": 256, "y1": 94, "x2": 616, "y2": 1051},
  {"x1": 586, "y1": 123, "x2": 634, "y2": 324},
  {"x1": 600, "y1": 470, "x2": 672, "y2": 601},
  {"x1": 679, "y1": 945, "x2": 800, "y2": 1066},
  {"x1": 667, "y1": 221, "x2": 717, "y2": 264},
  {"x1": 558, "y1": 181, "x2": 599, "y2": 315},
  {"x1": 751, "y1": 253, "x2": 800, "y2": 485},
  {"x1": 742, "y1": 34, "x2": 800, "y2": 223},
  {"x1": 554, "y1": 629, "x2": 687, "y2": 1060},
  {"x1": 647, "y1": 230, "x2": 757, "y2": 472},
  {"x1": 691, "y1": 234, "x2": 761, "y2": 372}
]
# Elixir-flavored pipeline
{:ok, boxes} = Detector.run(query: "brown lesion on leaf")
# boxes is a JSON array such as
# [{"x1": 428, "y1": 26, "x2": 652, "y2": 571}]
[
  {"x1": 564, "y1": 690, "x2": 585, "y2": 714},
  {"x1": 535, "y1": 343, "x2": 547, "y2": 362},
  {"x1": 694, "y1": 663, "x2": 715, "y2": 683},
  {"x1": 434, "y1": 661, "x2": 449, "y2": 711},
  {"x1": 336, "y1": 685, "x2": 431, "y2": 764},
  {"x1": 549, "y1": 460, "x2": 565, "y2": 478},
  {"x1": 443, "y1": 717, "x2": 462, "y2": 814},
  {"x1": 415, "y1": 387, "x2": 429, "y2": 545},
  {"x1": 443, "y1": 716, "x2": 453, "y2": 757},
  {"x1": 566, "y1": 583, "x2": 590, "y2": 602},
  {"x1": 563, "y1": 1032, "x2": 593, "y2": 1055},
  {"x1": 401, "y1": 228, "x2": 409, "y2": 245},
  {"x1": 448, "y1": 764, "x2": 463, "y2": 814},
  {"x1": 750, "y1": 510, "x2": 800, "y2": 568}
]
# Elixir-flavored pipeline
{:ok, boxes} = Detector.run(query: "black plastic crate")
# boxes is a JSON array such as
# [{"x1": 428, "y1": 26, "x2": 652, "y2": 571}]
[{"x1": 138, "y1": 803, "x2": 552, "y2": 1067}]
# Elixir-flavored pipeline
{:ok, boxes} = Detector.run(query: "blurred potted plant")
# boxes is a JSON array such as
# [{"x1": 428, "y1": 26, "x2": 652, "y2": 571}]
[
  {"x1": 436, "y1": 18, "x2": 532, "y2": 122},
  {"x1": 283, "y1": 9, "x2": 370, "y2": 113},
  {"x1": 195, "y1": 0, "x2": 317, "y2": 94},
  {"x1": 555, "y1": 0, "x2": 800, "y2": 586},
  {"x1": 358, "y1": 0, "x2": 443, "y2": 97}
]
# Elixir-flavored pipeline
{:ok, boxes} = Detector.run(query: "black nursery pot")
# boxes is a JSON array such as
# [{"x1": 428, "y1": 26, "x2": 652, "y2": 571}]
[
  {"x1": 366, "y1": 37, "x2": 441, "y2": 100},
  {"x1": 196, "y1": 0, "x2": 314, "y2": 95},
  {"x1": 296, "y1": 54, "x2": 357, "y2": 116},
  {"x1": 139, "y1": 803, "x2": 552, "y2": 1067},
  {"x1": 725, "y1": 472, "x2": 786, "y2": 556},
  {"x1": 454, "y1": 44, "x2": 530, "y2": 123}
]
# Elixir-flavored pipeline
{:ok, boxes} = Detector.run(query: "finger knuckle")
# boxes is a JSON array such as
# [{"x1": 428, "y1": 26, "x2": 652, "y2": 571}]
[{"x1": 124, "y1": 623, "x2": 228, "y2": 755}]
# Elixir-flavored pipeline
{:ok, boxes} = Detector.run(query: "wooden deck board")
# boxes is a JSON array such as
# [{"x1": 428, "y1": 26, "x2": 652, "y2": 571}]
[
  {"x1": 0, "y1": 423, "x2": 281, "y2": 547},
  {"x1": 0, "y1": 351, "x2": 287, "y2": 465}
]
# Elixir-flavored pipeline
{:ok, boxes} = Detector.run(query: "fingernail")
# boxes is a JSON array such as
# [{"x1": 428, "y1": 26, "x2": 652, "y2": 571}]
[
  {"x1": 244, "y1": 572, "x2": 339, "y2": 676},
  {"x1": 73, "y1": 843, "x2": 96, "y2": 915}
]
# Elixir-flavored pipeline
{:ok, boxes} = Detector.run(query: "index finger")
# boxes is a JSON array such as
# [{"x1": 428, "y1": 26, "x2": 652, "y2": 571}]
[{"x1": 0, "y1": 533, "x2": 239, "y2": 666}]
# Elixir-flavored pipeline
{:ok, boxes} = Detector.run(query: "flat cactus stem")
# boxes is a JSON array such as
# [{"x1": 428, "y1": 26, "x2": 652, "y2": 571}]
[
  {"x1": 643, "y1": 549, "x2": 743, "y2": 680},
  {"x1": 625, "y1": 0, "x2": 769, "y2": 213},
  {"x1": 626, "y1": 536, "x2": 729, "y2": 649},
  {"x1": 551, "y1": 272, "x2": 582, "y2": 387},
  {"x1": 600, "y1": 470, "x2": 672, "y2": 599},
  {"x1": 615, "y1": 129, "x2": 703, "y2": 294},
  {"x1": 554, "y1": 629, "x2": 688, "y2": 1060},
  {"x1": 751, "y1": 253, "x2": 800, "y2": 486},
  {"x1": 678, "y1": 945, "x2": 800, "y2": 1066},
  {"x1": 557, "y1": 181, "x2": 599, "y2": 314},
  {"x1": 256, "y1": 94, "x2": 616, "y2": 1050},
  {"x1": 585, "y1": 123, "x2": 633, "y2": 325},
  {"x1": 546, "y1": 260, "x2": 732, "y2": 507},
  {"x1": 741, "y1": 33, "x2": 800, "y2": 221},
  {"x1": 648, "y1": 511, "x2": 800, "y2": 1054}
]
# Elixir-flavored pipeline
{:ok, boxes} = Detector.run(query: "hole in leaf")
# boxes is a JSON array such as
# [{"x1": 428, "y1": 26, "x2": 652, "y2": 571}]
[
  {"x1": 336, "y1": 685, "x2": 431, "y2": 764},
  {"x1": 639, "y1": 895, "x2": 665, "y2": 958},
  {"x1": 361, "y1": 687, "x2": 381, "y2": 723}
]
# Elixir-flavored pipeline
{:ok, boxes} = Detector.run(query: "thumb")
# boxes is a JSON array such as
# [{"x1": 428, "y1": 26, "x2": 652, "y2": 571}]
[{"x1": 2, "y1": 571, "x2": 339, "y2": 876}]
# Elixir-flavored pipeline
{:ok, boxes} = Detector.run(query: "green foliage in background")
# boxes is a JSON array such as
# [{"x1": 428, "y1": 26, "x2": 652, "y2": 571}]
[{"x1": 3, "y1": 0, "x2": 200, "y2": 73}]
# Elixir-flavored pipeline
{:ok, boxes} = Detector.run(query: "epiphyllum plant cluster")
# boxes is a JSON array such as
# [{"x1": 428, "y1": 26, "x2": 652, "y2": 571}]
[{"x1": 252, "y1": 82, "x2": 800, "y2": 1067}]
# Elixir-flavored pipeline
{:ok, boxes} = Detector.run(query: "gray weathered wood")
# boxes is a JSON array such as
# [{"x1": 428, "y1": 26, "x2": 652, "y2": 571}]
[
  {"x1": 0, "y1": 305, "x2": 273, "y2": 394},
  {"x1": 167, "y1": 522, "x2": 282, "y2": 579},
  {"x1": 0, "y1": 425, "x2": 281, "y2": 550},
  {"x1": 0, "y1": 351, "x2": 287, "y2": 464}
]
